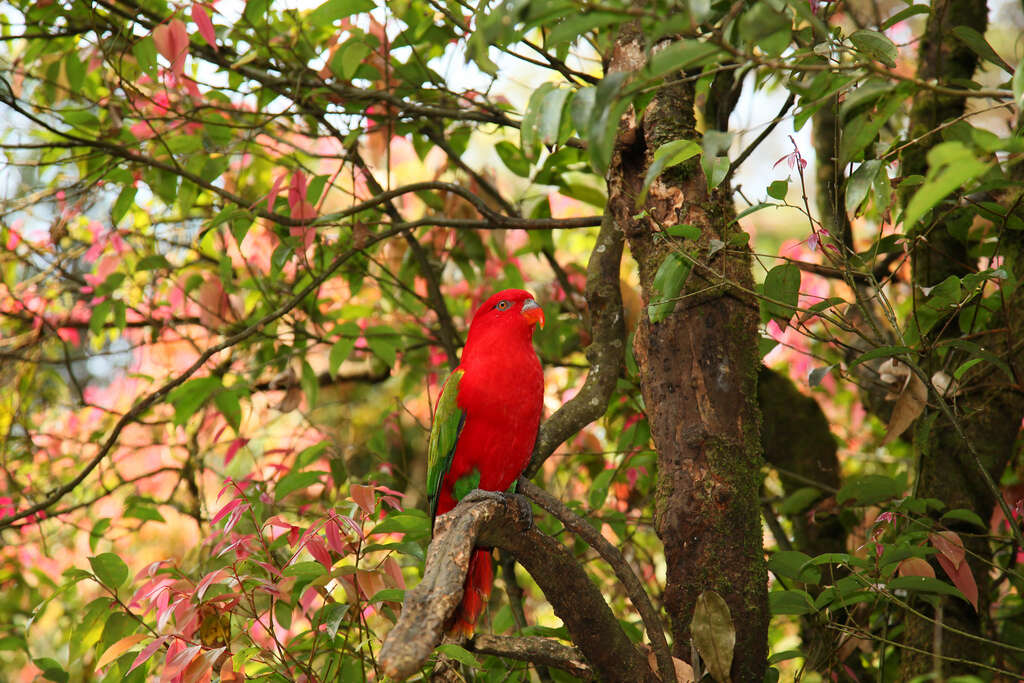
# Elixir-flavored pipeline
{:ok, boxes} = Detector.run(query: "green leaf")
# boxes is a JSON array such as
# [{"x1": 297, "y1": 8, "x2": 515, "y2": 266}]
[
  {"x1": 89, "y1": 553, "x2": 129, "y2": 589},
  {"x1": 214, "y1": 390, "x2": 242, "y2": 431},
  {"x1": 640, "y1": 139, "x2": 702, "y2": 202},
  {"x1": 940, "y1": 508, "x2": 986, "y2": 530},
  {"x1": 547, "y1": 12, "x2": 622, "y2": 47},
  {"x1": 849, "y1": 29, "x2": 897, "y2": 67},
  {"x1": 370, "y1": 588, "x2": 405, "y2": 603},
  {"x1": 666, "y1": 223, "x2": 701, "y2": 240},
  {"x1": 437, "y1": 643, "x2": 479, "y2": 667},
  {"x1": 691, "y1": 591, "x2": 735, "y2": 683},
  {"x1": 0, "y1": 635, "x2": 26, "y2": 652},
  {"x1": 495, "y1": 141, "x2": 531, "y2": 177},
  {"x1": 319, "y1": 603, "x2": 350, "y2": 639},
  {"x1": 903, "y1": 142, "x2": 989, "y2": 230},
  {"x1": 369, "y1": 509, "x2": 430, "y2": 538},
  {"x1": 845, "y1": 160, "x2": 882, "y2": 214},
  {"x1": 768, "y1": 551, "x2": 821, "y2": 584},
  {"x1": 767, "y1": 180, "x2": 788, "y2": 200},
  {"x1": 647, "y1": 251, "x2": 693, "y2": 323},
  {"x1": 33, "y1": 659, "x2": 68, "y2": 683},
  {"x1": 124, "y1": 504, "x2": 165, "y2": 523},
  {"x1": 132, "y1": 37, "x2": 157, "y2": 78},
  {"x1": 837, "y1": 473, "x2": 904, "y2": 506},
  {"x1": 538, "y1": 87, "x2": 571, "y2": 146},
  {"x1": 308, "y1": 0, "x2": 375, "y2": 25},
  {"x1": 301, "y1": 360, "x2": 319, "y2": 410},
  {"x1": 167, "y1": 376, "x2": 222, "y2": 426},
  {"x1": 589, "y1": 468, "x2": 615, "y2": 509},
  {"x1": 951, "y1": 26, "x2": 1012, "y2": 73},
  {"x1": 643, "y1": 40, "x2": 722, "y2": 81},
  {"x1": 283, "y1": 561, "x2": 326, "y2": 580},
  {"x1": 769, "y1": 589, "x2": 816, "y2": 615},
  {"x1": 521, "y1": 82, "x2": 555, "y2": 159},
  {"x1": 762, "y1": 264, "x2": 801, "y2": 326},
  {"x1": 275, "y1": 470, "x2": 326, "y2": 501},
  {"x1": 364, "y1": 326, "x2": 400, "y2": 367},
  {"x1": 888, "y1": 575, "x2": 969, "y2": 602},
  {"x1": 880, "y1": 5, "x2": 930, "y2": 30}
]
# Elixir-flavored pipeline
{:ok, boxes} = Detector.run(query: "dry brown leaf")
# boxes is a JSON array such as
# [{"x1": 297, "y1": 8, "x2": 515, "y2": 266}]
[
  {"x1": 929, "y1": 531, "x2": 965, "y2": 569},
  {"x1": 882, "y1": 371, "x2": 927, "y2": 444}
]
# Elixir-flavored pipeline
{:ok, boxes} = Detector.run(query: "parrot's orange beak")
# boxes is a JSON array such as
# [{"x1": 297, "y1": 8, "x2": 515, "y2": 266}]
[{"x1": 521, "y1": 299, "x2": 544, "y2": 329}]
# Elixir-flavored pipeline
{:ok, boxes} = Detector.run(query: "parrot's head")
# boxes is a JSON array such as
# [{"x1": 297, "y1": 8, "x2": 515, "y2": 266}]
[{"x1": 469, "y1": 289, "x2": 545, "y2": 341}]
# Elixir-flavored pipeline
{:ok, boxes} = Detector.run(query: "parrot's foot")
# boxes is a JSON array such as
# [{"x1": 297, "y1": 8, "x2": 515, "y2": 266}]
[
  {"x1": 460, "y1": 488, "x2": 506, "y2": 505},
  {"x1": 461, "y1": 489, "x2": 532, "y2": 532},
  {"x1": 507, "y1": 492, "x2": 533, "y2": 532}
]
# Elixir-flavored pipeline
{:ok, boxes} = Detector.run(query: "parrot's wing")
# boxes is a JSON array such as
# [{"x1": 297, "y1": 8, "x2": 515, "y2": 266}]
[{"x1": 426, "y1": 368, "x2": 466, "y2": 523}]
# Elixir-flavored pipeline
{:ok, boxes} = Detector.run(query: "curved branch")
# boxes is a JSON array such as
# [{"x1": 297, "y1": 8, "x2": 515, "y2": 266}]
[
  {"x1": 378, "y1": 495, "x2": 655, "y2": 682},
  {"x1": 528, "y1": 213, "x2": 626, "y2": 475},
  {"x1": 468, "y1": 634, "x2": 593, "y2": 679},
  {"x1": 519, "y1": 479, "x2": 674, "y2": 683}
]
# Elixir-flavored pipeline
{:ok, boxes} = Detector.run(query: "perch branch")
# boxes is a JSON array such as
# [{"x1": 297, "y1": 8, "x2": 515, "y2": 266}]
[{"x1": 379, "y1": 496, "x2": 655, "y2": 681}]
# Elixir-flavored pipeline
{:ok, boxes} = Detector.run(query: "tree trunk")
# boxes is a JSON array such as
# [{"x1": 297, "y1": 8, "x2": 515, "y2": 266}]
[{"x1": 606, "y1": 27, "x2": 768, "y2": 681}]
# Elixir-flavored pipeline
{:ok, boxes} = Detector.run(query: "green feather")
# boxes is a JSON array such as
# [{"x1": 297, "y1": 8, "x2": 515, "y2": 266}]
[{"x1": 426, "y1": 369, "x2": 466, "y2": 523}]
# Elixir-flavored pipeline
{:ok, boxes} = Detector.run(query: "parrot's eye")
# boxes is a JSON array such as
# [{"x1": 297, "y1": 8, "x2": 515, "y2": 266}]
[{"x1": 494, "y1": 300, "x2": 511, "y2": 311}]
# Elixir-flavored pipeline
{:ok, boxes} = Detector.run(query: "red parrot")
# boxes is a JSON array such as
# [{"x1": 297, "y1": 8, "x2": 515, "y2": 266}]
[{"x1": 427, "y1": 289, "x2": 545, "y2": 637}]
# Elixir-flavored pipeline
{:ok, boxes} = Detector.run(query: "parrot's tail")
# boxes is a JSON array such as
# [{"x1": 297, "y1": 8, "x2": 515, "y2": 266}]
[{"x1": 448, "y1": 548, "x2": 493, "y2": 638}]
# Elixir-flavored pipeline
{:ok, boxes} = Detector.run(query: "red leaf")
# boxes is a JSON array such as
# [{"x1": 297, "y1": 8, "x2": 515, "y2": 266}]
[
  {"x1": 165, "y1": 643, "x2": 202, "y2": 676},
  {"x1": 351, "y1": 484, "x2": 376, "y2": 515},
  {"x1": 935, "y1": 552, "x2": 978, "y2": 612},
  {"x1": 211, "y1": 497, "x2": 245, "y2": 525},
  {"x1": 191, "y1": 3, "x2": 217, "y2": 50},
  {"x1": 306, "y1": 534, "x2": 333, "y2": 570},
  {"x1": 325, "y1": 517, "x2": 347, "y2": 555},
  {"x1": 195, "y1": 569, "x2": 227, "y2": 600},
  {"x1": 128, "y1": 635, "x2": 170, "y2": 674}
]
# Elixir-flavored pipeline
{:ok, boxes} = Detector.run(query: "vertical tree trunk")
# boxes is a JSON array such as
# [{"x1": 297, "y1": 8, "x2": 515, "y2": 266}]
[{"x1": 605, "y1": 28, "x2": 767, "y2": 681}]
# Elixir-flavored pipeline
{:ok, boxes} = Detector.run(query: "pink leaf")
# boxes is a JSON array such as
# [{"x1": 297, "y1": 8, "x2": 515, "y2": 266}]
[
  {"x1": 306, "y1": 534, "x2": 333, "y2": 570},
  {"x1": 191, "y1": 3, "x2": 217, "y2": 51},
  {"x1": 195, "y1": 568, "x2": 227, "y2": 601},
  {"x1": 96, "y1": 633, "x2": 149, "y2": 671},
  {"x1": 153, "y1": 19, "x2": 189, "y2": 77},
  {"x1": 351, "y1": 484, "x2": 376, "y2": 515},
  {"x1": 165, "y1": 643, "x2": 202, "y2": 676},
  {"x1": 266, "y1": 171, "x2": 287, "y2": 212},
  {"x1": 128, "y1": 635, "x2": 171, "y2": 674},
  {"x1": 211, "y1": 497, "x2": 245, "y2": 525}
]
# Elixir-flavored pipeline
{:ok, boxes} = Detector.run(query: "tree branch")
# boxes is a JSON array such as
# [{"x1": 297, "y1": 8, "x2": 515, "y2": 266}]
[
  {"x1": 379, "y1": 495, "x2": 655, "y2": 681},
  {"x1": 518, "y1": 479, "x2": 675, "y2": 683},
  {"x1": 528, "y1": 212, "x2": 626, "y2": 474},
  {"x1": 468, "y1": 634, "x2": 593, "y2": 679}
]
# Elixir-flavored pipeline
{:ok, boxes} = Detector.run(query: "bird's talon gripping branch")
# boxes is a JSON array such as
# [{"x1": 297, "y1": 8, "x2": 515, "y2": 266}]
[{"x1": 460, "y1": 488, "x2": 507, "y2": 505}]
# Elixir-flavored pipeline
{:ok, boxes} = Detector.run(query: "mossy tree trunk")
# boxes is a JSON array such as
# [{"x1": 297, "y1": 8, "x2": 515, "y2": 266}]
[{"x1": 605, "y1": 27, "x2": 768, "y2": 682}]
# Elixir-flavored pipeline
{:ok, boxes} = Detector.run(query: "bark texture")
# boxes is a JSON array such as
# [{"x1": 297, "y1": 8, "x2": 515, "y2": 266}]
[{"x1": 605, "y1": 26, "x2": 768, "y2": 682}]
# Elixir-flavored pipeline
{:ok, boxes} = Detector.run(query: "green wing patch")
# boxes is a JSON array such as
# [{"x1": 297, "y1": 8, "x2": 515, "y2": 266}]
[{"x1": 426, "y1": 369, "x2": 466, "y2": 524}]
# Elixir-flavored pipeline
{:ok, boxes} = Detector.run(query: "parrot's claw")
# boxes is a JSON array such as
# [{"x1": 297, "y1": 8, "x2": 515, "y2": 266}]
[
  {"x1": 461, "y1": 488, "x2": 506, "y2": 505},
  {"x1": 461, "y1": 489, "x2": 533, "y2": 532},
  {"x1": 507, "y1": 493, "x2": 533, "y2": 532}
]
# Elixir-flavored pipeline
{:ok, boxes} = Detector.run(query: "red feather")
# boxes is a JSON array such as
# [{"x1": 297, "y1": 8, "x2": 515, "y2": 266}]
[{"x1": 432, "y1": 289, "x2": 544, "y2": 635}]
